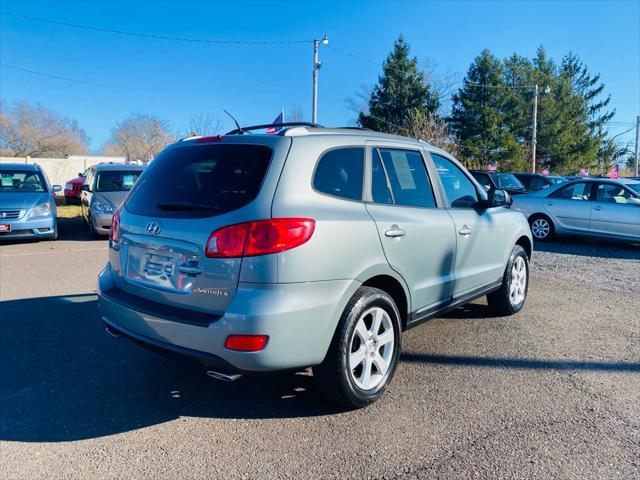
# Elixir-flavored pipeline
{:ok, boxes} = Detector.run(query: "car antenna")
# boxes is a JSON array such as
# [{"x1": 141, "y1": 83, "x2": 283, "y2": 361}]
[{"x1": 224, "y1": 110, "x2": 244, "y2": 135}]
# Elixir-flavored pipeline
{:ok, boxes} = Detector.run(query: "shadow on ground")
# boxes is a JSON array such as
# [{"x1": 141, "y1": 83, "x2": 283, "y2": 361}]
[{"x1": 533, "y1": 237, "x2": 640, "y2": 260}]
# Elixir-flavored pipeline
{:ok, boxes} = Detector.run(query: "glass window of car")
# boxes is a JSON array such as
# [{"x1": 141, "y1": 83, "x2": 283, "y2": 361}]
[
  {"x1": 595, "y1": 183, "x2": 634, "y2": 204},
  {"x1": 431, "y1": 154, "x2": 478, "y2": 208},
  {"x1": 529, "y1": 176, "x2": 550, "y2": 190},
  {"x1": 0, "y1": 170, "x2": 47, "y2": 193},
  {"x1": 126, "y1": 144, "x2": 273, "y2": 218},
  {"x1": 375, "y1": 148, "x2": 435, "y2": 208},
  {"x1": 470, "y1": 172, "x2": 492, "y2": 191},
  {"x1": 494, "y1": 173, "x2": 525, "y2": 190},
  {"x1": 627, "y1": 183, "x2": 640, "y2": 195},
  {"x1": 96, "y1": 171, "x2": 141, "y2": 192},
  {"x1": 371, "y1": 149, "x2": 393, "y2": 204},
  {"x1": 313, "y1": 147, "x2": 364, "y2": 201},
  {"x1": 550, "y1": 182, "x2": 592, "y2": 201}
]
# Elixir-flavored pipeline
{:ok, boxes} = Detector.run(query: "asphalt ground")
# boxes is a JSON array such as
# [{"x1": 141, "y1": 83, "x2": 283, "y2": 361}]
[{"x1": 1, "y1": 219, "x2": 639, "y2": 480}]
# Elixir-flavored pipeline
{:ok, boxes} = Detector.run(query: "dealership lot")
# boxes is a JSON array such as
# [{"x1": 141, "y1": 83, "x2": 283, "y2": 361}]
[{"x1": 1, "y1": 226, "x2": 639, "y2": 479}]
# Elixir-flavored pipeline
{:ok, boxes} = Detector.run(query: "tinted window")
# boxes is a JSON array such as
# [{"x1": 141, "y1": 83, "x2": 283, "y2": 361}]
[
  {"x1": 0, "y1": 170, "x2": 46, "y2": 193},
  {"x1": 313, "y1": 148, "x2": 364, "y2": 201},
  {"x1": 550, "y1": 182, "x2": 592, "y2": 201},
  {"x1": 96, "y1": 171, "x2": 141, "y2": 192},
  {"x1": 530, "y1": 176, "x2": 550, "y2": 190},
  {"x1": 376, "y1": 148, "x2": 435, "y2": 208},
  {"x1": 494, "y1": 173, "x2": 525, "y2": 190},
  {"x1": 371, "y1": 150, "x2": 393, "y2": 204},
  {"x1": 126, "y1": 144, "x2": 272, "y2": 218},
  {"x1": 431, "y1": 154, "x2": 478, "y2": 208},
  {"x1": 595, "y1": 183, "x2": 634, "y2": 204},
  {"x1": 470, "y1": 172, "x2": 492, "y2": 191}
]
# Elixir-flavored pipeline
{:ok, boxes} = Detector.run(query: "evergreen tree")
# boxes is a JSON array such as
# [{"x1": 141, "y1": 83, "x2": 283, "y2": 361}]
[
  {"x1": 450, "y1": 49, "x2": 521, "y2": 167},
  {"x1": 358, "y1": 36, "x2": 440, "y2": 133}
]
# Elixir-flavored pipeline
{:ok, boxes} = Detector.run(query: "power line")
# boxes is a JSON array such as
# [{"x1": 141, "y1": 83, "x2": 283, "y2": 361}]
[
  {"x1": 1, "y1": 11, "x2": 311, "y2": 45},
  {"x1": 0, "y1": 62, "x2": 300, "y2": 92}
]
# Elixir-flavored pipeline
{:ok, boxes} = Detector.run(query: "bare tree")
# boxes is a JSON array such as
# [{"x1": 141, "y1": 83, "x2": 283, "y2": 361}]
[
  {"x1": 287, "y1": 105, "x2": 306, "y2": 123},
  {"x1": 0, "y1": 100, "x2": 89, "y2": 157},
  {"x1": 406, "y1": 108, "x2": 459, "y2": 157},
  {"x1": 185, "y1": 113, "x2": 223, "y2": 137},
  {"x1": 103, "y1": 113, "x2": 175, "y2": 161}
]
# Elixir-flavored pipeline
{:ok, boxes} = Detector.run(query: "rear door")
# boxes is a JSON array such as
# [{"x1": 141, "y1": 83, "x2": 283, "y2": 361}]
[
  {"x1": 544, "y1": 182, "x2": 593, "y2": 233},
  {"x1": 364, "y1": 146, "x2": 456, "y2": 313},
  {"x1": 589, "y1": 182, "x2": 640, "y2": 240},
  {"x1": 108, "y1": 138, "x2": 288, "y2": 316},
  {"x1": 430, "y1": 153, "x2": 505, "y2": 298}
]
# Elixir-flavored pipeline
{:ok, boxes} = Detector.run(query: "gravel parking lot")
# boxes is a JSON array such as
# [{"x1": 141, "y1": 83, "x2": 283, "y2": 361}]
[{"x1": 1, "y1": 222, "x2": 639, "y2": 480}]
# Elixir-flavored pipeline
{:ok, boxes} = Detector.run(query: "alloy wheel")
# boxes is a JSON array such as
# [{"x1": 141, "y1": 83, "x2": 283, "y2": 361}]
[
  {"x1": 509, "y1": 256, "x2": 527, "y2": 306},
  {"x1": 531, "y1": 218, "x2": 550, "y2": 239}
]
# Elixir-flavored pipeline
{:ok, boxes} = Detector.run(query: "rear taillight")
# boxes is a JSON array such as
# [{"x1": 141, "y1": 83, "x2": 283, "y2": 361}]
[
  {"x1": 195, "y1": 135, "x2": 224, "y2": 143},
  {"x1": 205, "y1": 218, "x2": 315, "y2": 258},
  {"x1": 110, "y1": 211, "x2": 121, "y2": 244},
  {"x1": 225, "y1": 335, "x2": 268, "y2": 352}
]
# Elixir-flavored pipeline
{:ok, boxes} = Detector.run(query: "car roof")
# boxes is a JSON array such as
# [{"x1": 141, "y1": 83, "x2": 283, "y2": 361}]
[
  {"x1": 93, "y1": 163, "x2": 144, "y2": 171},
  {"x1": 0, "y1": 163, "x2": 40, "y2": 171}
]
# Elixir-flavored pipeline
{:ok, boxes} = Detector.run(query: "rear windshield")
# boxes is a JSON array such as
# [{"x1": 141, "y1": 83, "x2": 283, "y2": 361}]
[
  {"x1": 96, "y1": 171, "x2": 141, "y2": 192},
  {"x1": 125, "y1": 144, "x2": 272, "y2": 218},
  {"x1": 0, "y1": 170, "x2": 47, "y2": 193}
]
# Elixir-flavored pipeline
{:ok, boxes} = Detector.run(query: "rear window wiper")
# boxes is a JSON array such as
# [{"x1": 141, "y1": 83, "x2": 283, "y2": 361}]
[{"x1": 156, "y1": 203, "x2": 218, "y2": 211}]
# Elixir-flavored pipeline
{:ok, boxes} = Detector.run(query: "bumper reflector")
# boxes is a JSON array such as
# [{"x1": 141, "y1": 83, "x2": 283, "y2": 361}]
[{"x1": 225, "y1": 335, "x2": 268, "y2": 352}]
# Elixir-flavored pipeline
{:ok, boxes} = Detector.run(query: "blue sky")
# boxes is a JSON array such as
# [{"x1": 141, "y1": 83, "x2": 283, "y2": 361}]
[{"x1": 1, "y1": 0, "x2": 639, "y2": 151}]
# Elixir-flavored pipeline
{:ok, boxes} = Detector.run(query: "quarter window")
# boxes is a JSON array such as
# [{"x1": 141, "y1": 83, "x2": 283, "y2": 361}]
[
  {"x1": 431, "y1": 154, "x2": 478, "y2": 208},
  {"x1": 313, "y1": 148, "x2": 364, "y2": 201},
  {"x1": 550, "y1": 182, "x2": 592, "y2": 201}
]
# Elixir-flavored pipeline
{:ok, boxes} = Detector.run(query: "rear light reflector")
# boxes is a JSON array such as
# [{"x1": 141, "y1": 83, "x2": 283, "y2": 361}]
[
  {"x1": 225, "y1": 335, "x2": 268, "y2": 352},
  {"x1": 205, "y1": 218, "x2": 315, "y2": 258},
  {"x1": 110, "y1": 211, "x2": 121, "y2": 244}
]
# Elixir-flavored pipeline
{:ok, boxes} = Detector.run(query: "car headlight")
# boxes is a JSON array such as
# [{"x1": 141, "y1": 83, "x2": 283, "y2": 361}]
[
  {"x1": 92, "y1": 202, "x2": 114, "y2": 214},
  {"x1": 28, "y1": 202, "x2": 52, "y2": 219}
]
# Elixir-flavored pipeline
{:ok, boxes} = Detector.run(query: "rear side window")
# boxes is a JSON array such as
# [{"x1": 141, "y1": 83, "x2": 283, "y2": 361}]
[
  {"x1": 375, "y1": 148, "x2": 436, "y2": 208},
  {"x1": 313, "y1": 148, "x2": 364, "y2": 201},
  {"x1": 126, "y1": 144, "x2": 272, "y2": 218},
  {"x1": 550, "y1": 182, "x2": 592, "y2": 201}
]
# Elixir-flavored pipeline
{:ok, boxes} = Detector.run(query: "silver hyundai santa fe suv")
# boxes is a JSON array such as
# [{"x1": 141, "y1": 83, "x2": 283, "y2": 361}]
[{"x1": 98, "y1": 124, "x2": 533, "y2": 408}]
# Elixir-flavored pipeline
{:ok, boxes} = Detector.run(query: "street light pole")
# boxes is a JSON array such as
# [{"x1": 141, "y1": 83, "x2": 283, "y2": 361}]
[
  {"x1": 531, "y1": 84, "x2": 539, "y2": 174},
  {"x1": 311, "y1": 35, "x2": 328, "y2": 125}
]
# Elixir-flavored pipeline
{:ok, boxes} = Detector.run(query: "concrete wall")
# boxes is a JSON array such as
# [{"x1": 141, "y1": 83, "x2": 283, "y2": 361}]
[{"x1": 0, "y1": 155, "x2": 127, "y2": 194}]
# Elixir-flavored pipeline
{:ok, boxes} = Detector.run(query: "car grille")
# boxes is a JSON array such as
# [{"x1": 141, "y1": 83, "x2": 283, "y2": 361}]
[{"x1": 0, "y1": 209, "x2": 24, "y2": 220}]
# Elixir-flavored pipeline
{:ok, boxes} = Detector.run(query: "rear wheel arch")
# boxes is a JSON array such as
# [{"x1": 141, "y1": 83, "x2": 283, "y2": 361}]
[{"x1": 361, "y1": 274, "x2": 409, "y2": 330}]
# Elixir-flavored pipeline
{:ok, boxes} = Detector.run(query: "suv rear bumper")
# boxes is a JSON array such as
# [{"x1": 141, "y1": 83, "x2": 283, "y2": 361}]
[{"x1": 98, "y1": 263, "x2": 359, "y2": 372}]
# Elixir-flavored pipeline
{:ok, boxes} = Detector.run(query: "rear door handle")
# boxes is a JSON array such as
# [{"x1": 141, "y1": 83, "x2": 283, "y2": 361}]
[
  {"x1": 593, "y1": 206, "x2": 603, "y2": 211},
  {"x1": 384, "y1": 225, "x2": 406, "y2": 238},
  {"x1": 458, "y1": 226, "x2": 472, "y2": 236},
  {"x1": 178, "y1": 265, "x2": 203, "y2": 275}
]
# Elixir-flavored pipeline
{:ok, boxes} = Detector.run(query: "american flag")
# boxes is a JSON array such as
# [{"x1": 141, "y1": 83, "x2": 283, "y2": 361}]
[
  {"x1": 486, "y1": 161, "x2": 497, "y2": 172},
  {"x1": 541, "y1": 166, "x2": 550, "y2": 176},
  {"x1": 266, "y1": 110, "x2": 284, "y2": 134},
  {"x1": 579, "y1": 167, "x2": 589, "y2": 177},
  {"x1": 607, "y1": 163, "x2": 620, "y2": 179}
]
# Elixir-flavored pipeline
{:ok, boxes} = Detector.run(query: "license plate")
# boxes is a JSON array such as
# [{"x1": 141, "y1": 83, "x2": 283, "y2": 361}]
[
  {"x1": 0, "y1": 224, "x2": 11, "y2": 233},
  {"x1": 126, "y1": 246, "x2": 193, "y2": 292}
]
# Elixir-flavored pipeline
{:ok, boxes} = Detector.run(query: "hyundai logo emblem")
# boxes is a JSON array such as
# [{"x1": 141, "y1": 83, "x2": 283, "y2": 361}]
[{"x1": 146, "y1": 222, "x2": 161, "y2": 235}]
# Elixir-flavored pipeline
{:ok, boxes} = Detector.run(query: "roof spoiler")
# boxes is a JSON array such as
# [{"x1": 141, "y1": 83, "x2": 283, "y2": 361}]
[{"x1": 225, "y1": 122, "x2": 323, "y2": 135}]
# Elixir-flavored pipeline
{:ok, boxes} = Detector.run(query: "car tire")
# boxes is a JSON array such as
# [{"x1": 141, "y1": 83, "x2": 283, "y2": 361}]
[
  {"x1": 487, "y1": 245, "x2": 529, "y2": 316},
  {"x1": 313, "y1": 286, "x2": 402, "y2": 408},
  {"x1": 529, "y1": 214, "x2": 554, "y2": 241},
  {"x1": 87, "y1": 215, "x2": 98, "y2": 239}
]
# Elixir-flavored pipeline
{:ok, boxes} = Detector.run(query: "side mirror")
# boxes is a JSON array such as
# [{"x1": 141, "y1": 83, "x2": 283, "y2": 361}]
[
  {"x1": 51, "y1": 185, "x2": 62, "y2": 193},
  {"x1": 80, "y1": 184, "x2": 90, "y2": 192},
  {"x1": 489, "y1": 189, "x2": 510, "y2": 208}
]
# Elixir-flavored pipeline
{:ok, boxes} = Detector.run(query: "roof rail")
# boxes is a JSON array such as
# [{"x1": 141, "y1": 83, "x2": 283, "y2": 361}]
[{"x1": 225, "y1": 122, "x2": 323, "y2": 135}]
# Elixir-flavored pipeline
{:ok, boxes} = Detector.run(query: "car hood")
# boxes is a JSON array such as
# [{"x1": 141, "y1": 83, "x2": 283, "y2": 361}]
[
  {"x1": 94, "y1": 191, "x2": 129, "y2": 208},
  {"x1": 0, "y1": 192, "x2": 52, "y2": 211}
]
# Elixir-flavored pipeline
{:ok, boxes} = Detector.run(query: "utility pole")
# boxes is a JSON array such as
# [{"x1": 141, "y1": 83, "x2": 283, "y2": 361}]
[
  {"x1": 311, "y1": 35, "x2": 328, "y2": 124},
  {"x1": 634, "y1": 115, "x2": 639, "y2": 177},
  {"x1": 531, "y1": 84, "x2": 539, "y2": 174}
]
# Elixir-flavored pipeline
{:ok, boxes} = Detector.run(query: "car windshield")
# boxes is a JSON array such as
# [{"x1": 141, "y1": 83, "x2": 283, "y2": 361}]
[
  {"x1": 0, "y1": 170, "x2": 47, "y2": 193},
  {"x1": 493, "y1": 174, "x2": 525, "y2": 190},
  {"x1": 95, "y1": 171, "x2": 141, "y2": 192}
]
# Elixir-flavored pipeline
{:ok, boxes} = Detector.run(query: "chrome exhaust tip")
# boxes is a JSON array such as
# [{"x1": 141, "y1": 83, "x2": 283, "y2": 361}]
[
  {"x1": 206, "y1": 370, "x2": 242, "y2": 382},
  {"x1": 105, "y1": 326, "x2": 125, "y2": 338}
]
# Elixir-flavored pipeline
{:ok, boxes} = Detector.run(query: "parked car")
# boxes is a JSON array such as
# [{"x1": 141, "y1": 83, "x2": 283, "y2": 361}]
[
  {"x1": 514, "y1": 173, "x2": 567, "y2": 191},
  {"x1": 511, "y1": 178, "x2": 640, "y2": 242},
  {"x1": 98, "y1": 125, "x2": 533, "y2": 408},
  {"x1": 64, "y1": 169, "x2": 88, "y2": 205},
  {"x1": 0, "y1": 163, "x2": 61, "y2": 241},
  {"x1": 81, "y1": 163, "x2": 143, "y2": 238},
  {"x1": 469, "y1": 170, "x2": 528, "y2": 196}
]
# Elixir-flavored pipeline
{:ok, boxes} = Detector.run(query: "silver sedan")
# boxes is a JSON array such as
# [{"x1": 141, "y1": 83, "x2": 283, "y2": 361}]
[{"x1": 511, "y1": 178, "x2": 640, "y2": 243}]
